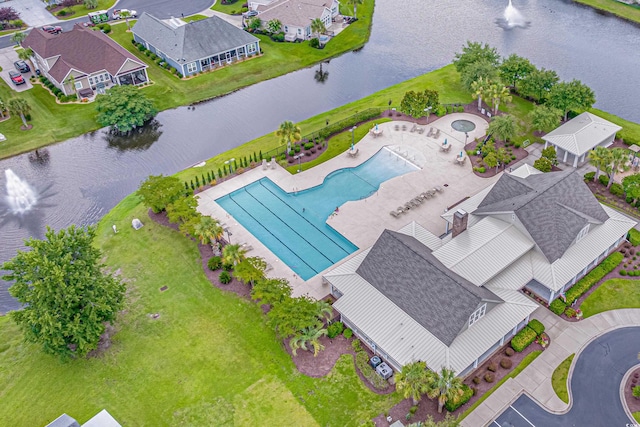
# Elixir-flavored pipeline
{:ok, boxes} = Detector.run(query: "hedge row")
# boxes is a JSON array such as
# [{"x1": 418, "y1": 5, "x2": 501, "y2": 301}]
[
  {"x1": 549, "y1": 299, "x2": 566, "y2": 315},
  {"x1": 511, "y1": 325, "x2": 537, "y2": 352},
  {"x1": 444, "y1": 383, "x2": 474, "y2": 412},
  {"x1": 628, "y1": 228, "x2": 640, "y2": 246},
  {"x1": 528, "y1": 319, "x2": 545, "y2": 335}
]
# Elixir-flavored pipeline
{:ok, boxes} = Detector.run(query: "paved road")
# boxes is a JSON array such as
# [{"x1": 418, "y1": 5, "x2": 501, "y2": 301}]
[
  {"x1": 0, "y1": 0, "x2": 214, "y2": 49},
  {"x1": 493, "y1": 327, "x2": 639, "y2": 427}
]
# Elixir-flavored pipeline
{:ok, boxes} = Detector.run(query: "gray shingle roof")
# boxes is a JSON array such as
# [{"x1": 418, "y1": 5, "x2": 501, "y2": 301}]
[
  {"x1": 132, "y1": 13, "x2": 259, "y2": 63},
  {"x1": 474, "y1": 170, "x2": 609, "y2": 263},
  {"x1": 356, "y1": 230, "x2": 502, "y2": 346}
]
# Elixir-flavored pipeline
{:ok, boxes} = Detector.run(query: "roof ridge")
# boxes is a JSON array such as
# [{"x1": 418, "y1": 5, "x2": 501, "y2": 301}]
[{"x1": 444, "y1": 219, "x2": 511, "y2": 269}]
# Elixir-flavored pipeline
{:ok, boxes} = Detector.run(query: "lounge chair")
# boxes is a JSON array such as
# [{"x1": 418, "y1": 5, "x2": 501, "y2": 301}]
[
  {"x1": 417, "y1": 127, "x2": 424, "y2": 134},
  {"x1": 403, "y1": 203, "x2": 412, "y2": 211},
  {"x1": 398, "y1": 206, "x2": 407, "y2": 213},
  {"x1": 402, "y1": 124, "x2": 407, "y2": 131},
  {"x1": 433, "y1": 129, "x2": 440, "y2": 139},
  {"x1": 270, "y1": 157, "x2": 277, "y2": 169},
  {"x1": 427, "y1": 127, "x2": 435, "y2": 137},
  {"x1": 426, "y1": 189, "x2": 436, "y2": 197},
  {"x1": 262, "y1": 159, "x2": 268, "y2": 170},
  {"x1": 265, "y1": 263, "x2": 273, "y2": 272},
  {"x1": 395, "y1": 124, "x2": 400, "y2": 131},
  {"x1": 390, "y1": 210, "x2": 400, "y2": 218},
  {"x1": 434, "y1": 185, "x2": 444, "y2": 193},
  {"x1": 410, "y1": 124, "x2": 417, "y2": 133}
]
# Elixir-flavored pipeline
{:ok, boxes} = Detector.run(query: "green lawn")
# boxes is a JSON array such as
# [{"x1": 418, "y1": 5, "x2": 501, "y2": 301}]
[
  {"x1": 211, "y1": 0, "x2": 245, "y2": 15},
  {"x1": 634, "y1": 412, "x2": 640, "y2": 422},
  {"x1": 0, "y1": 194, "x2": 399, "y2": 426},
  {"x1": 54, "y1": 0, "x2": 117, "y2": 20},
  {"x1": 573, "y1": 0, "x2": 640, "y2": 25},
  {"x1": 580, "y1": 279, "x2": 640, "y2": 318},
  {"x1": 459, "y1": 350, "x2": 542, "y2": 420},
  {"x1": 591, "y1": 108, "x2": 640, "y2": 146},
  {"x1": 551, "y1": 354, "x2": 575, "y2": 404},
  {"x1": 184, "y1": 14, "x2": 210, "y2": 22}
]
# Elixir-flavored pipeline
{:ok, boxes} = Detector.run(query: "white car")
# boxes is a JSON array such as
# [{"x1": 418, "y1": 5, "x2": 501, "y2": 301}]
[{"x1": 112, "y1": 9, "x2": 137, "y2": 20}]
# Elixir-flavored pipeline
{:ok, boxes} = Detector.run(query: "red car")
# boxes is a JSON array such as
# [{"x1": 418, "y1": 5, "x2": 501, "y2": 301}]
[
  {"x1": 42, "y1": 25, "x2": 63, "y2": 34},
  {"x1": 9, "y1": 71, "x2": 25, "y2": 85}
]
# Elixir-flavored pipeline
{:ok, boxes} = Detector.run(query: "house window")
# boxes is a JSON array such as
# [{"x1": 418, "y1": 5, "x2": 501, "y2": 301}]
[
  {"x1": 248, "y1": 43, "x2": 256, "y2": 53},
  {"x1": 468, "y1": 304, "x2": 487, "y2": 327},
  {"x1": 99, "y1": 75, "x2": 104, "y2": 82},
  {"x1": 284, "y1": 26, "x2": 288, "y2": 32},
  {"x1": 104, "y1": 73, "x2": 109, "y2": 81},
  {"x1": 186, "y1": 62, "x2": 197, "y2": 74},
  {"x1": 88, "y1": 77, "x2": 94, "y2": 85},
  {"x1": 74, "y1": 81, "x2": 82, "y2": 89},
  {"x1": 576, "y1": 224, "x2": 590, "y2": 243}
]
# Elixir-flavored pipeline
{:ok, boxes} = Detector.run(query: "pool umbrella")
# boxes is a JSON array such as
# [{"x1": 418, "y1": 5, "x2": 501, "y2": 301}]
[
  {"x1": 351, "y1": 142, "x2": 354, "y2": 150},
  {"x1": 375, "y1": 123, "x2": 378, "y2": 131},
  {"x1": 444, "y1": 138, "x2": 447, "y2": 145}
]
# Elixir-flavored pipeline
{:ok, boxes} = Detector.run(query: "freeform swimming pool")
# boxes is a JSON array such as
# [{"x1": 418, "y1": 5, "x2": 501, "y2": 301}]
[{"x1": 216, "y1": 148, "x2": 419, "y2": 279}]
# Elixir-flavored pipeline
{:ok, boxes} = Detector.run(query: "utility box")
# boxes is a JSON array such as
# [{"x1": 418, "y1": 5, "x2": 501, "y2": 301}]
[
  {"x1": 376, "y1": 362, "x2": 393, "y2": 380},
  {"x1": 369, "y1": 356, "x2": 382, "y2": 369}
]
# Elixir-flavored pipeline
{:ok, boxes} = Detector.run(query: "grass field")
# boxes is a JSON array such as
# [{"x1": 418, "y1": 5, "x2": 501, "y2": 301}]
[
  {"x1": 55, "y1": 0, "x2": 117, "y2": 20},
  {"x1": 573, "y1": 0, "x2": 640, "y2": 24},
  {"x1": 0, "y1": 194, "x2": 399, "y2": 426},
  {"x1": 551, "y1": 354, "x2": 575, "y2": 404},
  {"x1": 580, "y1": 279, "x2": 640, "y2": 318}
]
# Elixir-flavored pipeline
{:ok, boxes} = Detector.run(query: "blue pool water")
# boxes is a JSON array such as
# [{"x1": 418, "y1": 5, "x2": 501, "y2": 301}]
[{"x1": 216, "y1": 148, "x2": 419, "y2": 279}]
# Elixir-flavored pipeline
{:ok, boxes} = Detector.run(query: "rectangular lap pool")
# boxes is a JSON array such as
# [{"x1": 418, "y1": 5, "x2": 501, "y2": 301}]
[{"x1": 216, "y1": 148, "x2": 419, "y2": 279}]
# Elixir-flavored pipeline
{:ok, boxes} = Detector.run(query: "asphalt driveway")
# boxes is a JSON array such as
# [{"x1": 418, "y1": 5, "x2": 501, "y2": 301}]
[
  {"x1": 493, "y1": 327, "x2": 639, "y2": 426},
  {"x1": 0, "y1": 47, "x2": 34, "y2": 92}
]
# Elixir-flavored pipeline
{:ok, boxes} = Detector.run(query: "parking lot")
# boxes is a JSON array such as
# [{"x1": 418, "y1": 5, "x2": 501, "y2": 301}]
[{"x1": 0, "y1": 47, "x2": 34, "y2": 92}]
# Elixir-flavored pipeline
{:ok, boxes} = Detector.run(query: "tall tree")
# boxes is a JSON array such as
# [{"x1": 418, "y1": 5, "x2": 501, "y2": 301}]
[
  {"x1": 487, "y1": 114, "x2": 518, "y2": 143},
  {"x1": 453, "y1": 41, "x2": 500, "y2": 74},
  {"x1": 489, "y1": 84, "x2": 512, "y2": 115},
  {"x1": 193, "y1": 216, "x2": 224, "y2": 245},
  {"x1": 233, "y1": 257, "x2": 267, "y2": 285},
  {"x1": 275, "y1": 120, "x2": 301, "y2": 148},
  {"x1": 547, "y1": 79, "x2": 596, "y2": 121},
  {"x1": 137, "y1": 174, "x2": 188, "y2": 213},
  {"x1": 222, "y1": 243, "x2": 247, "y2": 266},
  {"x1": 0, "y1": 7, "x2": 20, "y2": 23},
  {"x1": 529, "y1": 105, "x2": 561, "y2": 133},
  {"x1": 461, "y1": 59, "x2": 500, "y2": 92},
  {"x1": 499, "y1": 54, "x2": 535, "y2": 91},
  {"x1": 7, "y1": 98, "x2": 31, "y2": 128},
  {"x1": 519, "y1": 68, "x2": 559, "y2": 103},
  {"x1": 400, "y1": 89, "x2": 439, "y2": 118},
  {"x1": 289, "y1": 325, "x2": 327, "y2": 356},
  {"x1": 622, "y1": 174, "x2": 640, "y2": 204},
  {"x1": 120, "y1": 9, "x2": 133, "y2": 30},
  {"x1": 607, "y1": 147, "x2": 629, "y2": 188},
  {"x1": 310, "y1": 18, "x2": 326, "y2": 39},
  {"x1": 533, "y1": 156, "x2": 552, "y2": 172},
  {"x1": 346, "y1": 0, "x2": 364, "y2": 18},
  {"x1": 267, "y1": 296, "x2": 323, "y2": 338},
  {"x1": 10, "y1": 31, "x2": 26, "y2": 46},
  {"x1": 95, "y1": 85, "x2": 157, "y2": 134},
  {"x1": 166, "y1": 195, "x2": 199, "y2": 226},
  {"x1": 3, "y1": 226, "x2": 125, "y2": 359},
  {"x1": 471, "y1": 77, "x2": 490, "y2": 110},
  {"x1": 426, "y1": 367, "x2": 465, "y2": 414},
  {"x1": 251, "y1": 277, "x2": 292, "y2": 305},
  {"x1": 247, "y1": 17, "x2": 262, "y2": 32},
  {"x1": 541, "y1": 146, "x2": 558, "y2": 166},
  {"x1": 395, "y1": 361, "x2": 430, "y2": 405},
  {"x1": 588, "y1": 146, "x2": 611, "y2": 181}
]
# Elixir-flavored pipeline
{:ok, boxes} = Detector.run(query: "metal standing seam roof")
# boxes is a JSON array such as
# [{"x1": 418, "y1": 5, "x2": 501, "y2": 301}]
[
  {"x1": 132, "y1": 13, "x2": 259, "y2": 64},
  {"x1": 256, "y1": 0, "x2": 332, "y2": 28},
  {"x1": 542, "y1": 112, "x2": 622, "y2": 156},
  {"x1": 433, "y1": 217, "x2": 535, "y2": 286},
  {"x1": 397, "y1": 221, "x2": 443, "y2": 251},
  {"x1": 355, "y1": 230, "x2": 502, "y2": 346}
]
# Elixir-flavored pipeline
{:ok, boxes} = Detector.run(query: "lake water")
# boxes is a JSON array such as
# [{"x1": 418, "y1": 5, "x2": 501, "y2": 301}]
[{"x1": 1, "y1": 0, "x2": 640, "y2": 311}]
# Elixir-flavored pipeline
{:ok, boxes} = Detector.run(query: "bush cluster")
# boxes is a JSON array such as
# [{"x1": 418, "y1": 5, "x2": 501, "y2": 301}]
[
  {"x1": 487, "y1": 363, "x2": 497, "y2": 372},
  {"x1": 584, "y1": 171, "x2": 595, "y2": 182},
  {"x1": 564, "y1": 307, "x2": 576, "y2": 318},
  {"x1": 343, "y1": 328, "x2": 353, "y2": 339},
  {"x1": 565, "y1": 252, "x2": 623, "y2": 303},
  {"x1": 327, "y1": 321, "x2": 344, "y2": 338},
  {"x1": 444, "y1": 384, "x2": 473, "y2": 412},
  {"x1": 309, "y1": 38, "x2": 321, "y2": 49},
  {"x1": 610, "y1": 182, "x2": 624, "y2": 197},
  {"x1": 621, "y1": 269, "x2": 640, "y2": 276},
  {"x1": 207, "y1": 256, "x2": 222, "y2": 271},
  {"x1": 549, "y1": 299, "x2": 566, "y2": 315},
  {"x1": 628, "y1": 228, "x2": 640, "y2": 246},
  {"x1": 219, "y1": 270, "x2": 232, "y2": 284},
  {"x1": 510, "y1": 325, "x2": 537, "y2": 352},
  {"x1": 500, "y1": 357, "x2": 513, "y2": 369},
  {"x1": 599, "y1": 174, "x2": 610, "y2": 187},
  {"x1": 311, "y1": 109, "x2": 381, "y2": 141},
  {"x1": 505, "y1": 347, "x2": 514, "y2": 357},
  {"x1": 96, "y1": 23, "x2": 111, "y2": 33},
  {"x1": 484, "y1": 372, "x2": 495, "y2": 383},
  {"x1": 528, "y1": 319, "x2": 545, "y2": 335}
]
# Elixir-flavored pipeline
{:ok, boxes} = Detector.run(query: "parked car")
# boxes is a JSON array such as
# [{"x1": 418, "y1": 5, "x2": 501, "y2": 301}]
[
  {"x1": 42, "y1": 25, "x2": 63, "y2": 34},
  {"x1": 9, "y1": 71, "x2": 25, "y2": 85},
  {"x1": 112, "y1": 9, "x2": 137, "y2": 20},
  {"x1": 14, "y1": 60, "x2": 30, "y2": 73},
  {"x1": 243, "y1": 10, "x2": 258, "y2": 18}
]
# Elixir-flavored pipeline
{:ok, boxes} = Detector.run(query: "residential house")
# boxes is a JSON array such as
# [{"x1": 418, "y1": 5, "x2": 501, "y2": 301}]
[
  {"x1": 132, "y1": 13, "x2": 260, "y2": 77},
  {"x1": 255, "y1": 0, "x2": 339, "y2": 41},
  {"x1": 542, "y1": 112, "x2": 621, "y2": 167},
  {"x1": 22, "y1": 25, "x2": 148, "y2": 98},
  {"x1": 324, "y1": 165, "x2": 635, "y2": 376}
]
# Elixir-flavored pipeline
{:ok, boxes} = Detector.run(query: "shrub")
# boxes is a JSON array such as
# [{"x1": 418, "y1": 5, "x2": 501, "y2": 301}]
[
  {"x1": 528, "y1": 319, "x2": 545, "y2": 335},
  {"x1": 271, "y1": 32, "x2": 284, "y2": 42},
  {"x1": 484, "y1": 373, "x2": 495, "y2": 383},
  {"x1": 219, "y1": 271, "x2": 231, "y2": 284},
  {"x1": 487, "y1": 363, "x2": 497, "y2": 372},
  {"x1": 351, "y1": 338, "x2": 361, "y2": 352},
  {"x1": 598, "y1": 174, "x2": 609, "y2": 187},
  {"x1": 610, "y1": 182, "x2": 625, "y2": 197},
  {"x1": 294, "y1": 145, "x2": 301, "y2": 153},
  {"x1": 223, "y1": 261, "x2": 234, "y2": 271},
  {"x1": 628, "y1": 228, "x2": 640, "y2": 246},
  {"x1": 584, "y1": 171, "x2": 595, "y2": 182},
  {"x1": 444, "y1": 384, "x2": 473, "y2": 412},
  {"x1": 304, "y1": 142, "x2": 314, "y2": 150},
  {"x1": 500, "y1": 358, "x2": 513, "y2": 369},
  {"x1": 343, "y1": 328, "x2": 353, "y2": 339},
  {"x1": 620, "y1": 270, "x2": 627, "y2": 276},
  {"x1": 472, "y1": 376, "x2": 481, "y2": 384},
  {"x1": 505, "y1": 347, "x2": 514, "y2": 357},
  {"x1": 309, "y1": 38, "x2": 320, "y2": 49},
  {"x1": 549, "y1": 298, "x2": 567, "y2": 315},
  {"x1": 511, "y1": 326, "x2": 537, "y2": 352},
  {"x1": 58, "y1": 10, "x2": 67, "y2": 16},
  {"x1": 473, "y1": 166, "x2": 486, "y2": 173},
  {"x1": 137, "y1": 44, "x2": 147, "y2": 52},
  {"x1": 514, "y1": 141, "x2": 522, "y2": 148},
  {"x1": 565, "y1": 307, "x2": 577, "y2": 318},
  {"x1": 327, "y1": 321, "x2": 344, "y2": 338},
  {"x1": 207, "y1": 256, "x2": 222, "y2": 271},
  {"x1": 355, "y1": 351, "x2": 388, "y2": 390},
  {"x1": 565, "y1": 252, "x2": 624, "y2": 303}
]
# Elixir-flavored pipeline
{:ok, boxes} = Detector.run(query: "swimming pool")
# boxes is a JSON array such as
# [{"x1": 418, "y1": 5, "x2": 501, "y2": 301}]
[{"x1": 216, "y1": 148, "x2": 419, "y2": 279}]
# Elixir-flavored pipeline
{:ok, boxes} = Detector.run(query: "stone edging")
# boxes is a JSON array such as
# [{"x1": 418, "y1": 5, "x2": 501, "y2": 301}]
[{"x1": 620, "y1": 363, "x2": 640, "y2": 423}]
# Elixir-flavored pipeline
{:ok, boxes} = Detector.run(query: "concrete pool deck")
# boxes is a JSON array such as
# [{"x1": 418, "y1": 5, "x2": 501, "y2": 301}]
[{"x1": 196, "y1": 113, "x2": 501, "y2": 299}]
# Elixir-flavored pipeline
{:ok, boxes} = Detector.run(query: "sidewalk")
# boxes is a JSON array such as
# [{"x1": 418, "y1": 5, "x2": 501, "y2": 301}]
[{"x1": 460, "y1": 307, "x2": 640, "y2": 426}]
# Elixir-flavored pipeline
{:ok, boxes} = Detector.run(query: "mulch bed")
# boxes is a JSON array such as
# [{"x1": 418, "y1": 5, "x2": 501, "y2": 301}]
[
  {"x1": 586, "y1": 179, "x2": 640, "y2": 220},
  {"x1": 624, "y1": 367, "x2": 640, "y2": 414},
  {"x1": 464, "y1": 137, "x2": 529, "y2": 179},
  {"x1": 373, "y1": 342, "x2": 544, "y2": 426}
]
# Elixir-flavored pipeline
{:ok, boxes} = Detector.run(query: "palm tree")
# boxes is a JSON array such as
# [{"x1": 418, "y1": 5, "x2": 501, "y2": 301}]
[
  {"x1": 607, "y1": 147, "x2": 629, "y2": 188},
  {"x1": 588, "y1": 146, "x2": 611, "y2": 181},
  {"x1": 395, "y1": 361, "x2": 429, "y2": 405},
  {"x1": 310, "y1": 18, "x2": 326, "y2": 40},
  {"x1": 491, "y1": 85, "x2": 512, "y2": 115},
  {"x1": 426, "y1": 367, "x2": 465, "y2": 414},
  {"x1": 222, "y1": 243, "x2": 247, "y2": 266},
  {"x1": 18, "y1": 48, "x2": 35, "y2": 74},
  {"x1": 289, "y1": 325, "x2": 327, "y2": 356},
  {"x1": 316, "y1": 299, "x2": 333, "y2": 322},
  {"x1": 346, "y1": 0, "x2": 364, "y2": 18},
  {"x1": 11, "y1": 31, "x2": 26, "y2": 46},
  {"x1": 8, "y1": 98, "x2": 31, "y2": 128},
  {"x1": 487, "y1": 114, "x2": 518, "y2": 143},
  {"x1": 275, "y1": 120, "x2": 301, "y2": 148},
  {"x1": 193, "y1": 216, "x2": 223, "y2": 245},
  {"x1": 471, "y1": 77, "x2": 489, "y2": 110},
  {"x1": 267, "y1": 19, "x2": 282, "y2": 34},
  {"x1": 120, "y1": 10, "x2": 132, "y2": 31}
]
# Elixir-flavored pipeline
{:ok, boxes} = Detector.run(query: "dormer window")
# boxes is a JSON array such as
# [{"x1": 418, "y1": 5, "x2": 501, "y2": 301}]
[
  {"x1": 468, "y1": 303, "x2": 487, "y2": 327},
  {"x1": 576, "y1": 224, "x2": 590, "y2": 243}
]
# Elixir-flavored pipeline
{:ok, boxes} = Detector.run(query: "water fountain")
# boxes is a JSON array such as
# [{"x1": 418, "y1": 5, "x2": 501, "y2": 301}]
[
  {"x1": 500, "y1": 0, "x2": 529, "y2": 29},
  {"x1": 4, "y1": 169, "x2": 38, "y2": 214}
]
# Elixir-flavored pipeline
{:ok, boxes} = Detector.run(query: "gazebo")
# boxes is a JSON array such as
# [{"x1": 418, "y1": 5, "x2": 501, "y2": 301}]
[{"x1": 542, "y1": 112, "x2": 622, "y2": 168}]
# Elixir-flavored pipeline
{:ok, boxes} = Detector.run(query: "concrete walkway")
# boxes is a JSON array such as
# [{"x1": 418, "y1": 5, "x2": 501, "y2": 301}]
[{"x1": 461, "y1": 307, "x2": 640, "y2": 426}]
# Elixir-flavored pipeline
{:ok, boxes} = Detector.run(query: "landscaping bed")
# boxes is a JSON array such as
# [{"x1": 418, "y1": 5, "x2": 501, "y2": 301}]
[{"x1": 624, "y1": 367, "x2": 640, "y2": 418}]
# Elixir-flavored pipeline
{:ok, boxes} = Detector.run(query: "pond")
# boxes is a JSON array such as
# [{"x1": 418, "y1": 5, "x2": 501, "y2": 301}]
[{"x1": 1, "y1": 0, "x2": 640, "y2": 311}]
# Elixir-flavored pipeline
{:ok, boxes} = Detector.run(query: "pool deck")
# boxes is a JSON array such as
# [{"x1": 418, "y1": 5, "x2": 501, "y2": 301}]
[{"x1": 196, "y1": 113, "x2": 502, "y2": 299}]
